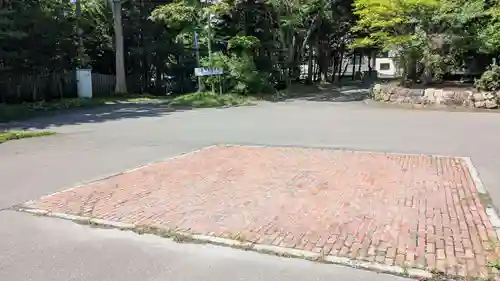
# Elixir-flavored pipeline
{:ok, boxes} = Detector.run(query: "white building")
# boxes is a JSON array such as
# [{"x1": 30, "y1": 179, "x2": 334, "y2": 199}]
[
  {"x1": 374, "y1": 51, "x2": 400, "y2": 78},
  {"x1": 345, "y1": 50, "x2": 400, "y2": 78},
  {"x1": 299, "y1": 50, "x2": 401, "y2": 80}
]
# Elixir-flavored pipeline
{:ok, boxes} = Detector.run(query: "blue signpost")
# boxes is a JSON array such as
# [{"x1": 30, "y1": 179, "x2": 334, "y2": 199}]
[
  {"x1": 194, "y1": 68, "x2": 224, "y2": 76},
  {"x1": 194, "y1": 67, "x2": 224, "y2": 94},
  {"x1": 194, "y1": 30, "x2": 203, "y2": 92},
  {"x1": 194, "y1": 0, "x2": 222, "y2": 93}
]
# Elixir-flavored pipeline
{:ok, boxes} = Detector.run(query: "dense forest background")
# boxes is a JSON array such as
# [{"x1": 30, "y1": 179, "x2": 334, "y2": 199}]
[{"x1": 1, "y1": 0, "x2": 500, "y2": 103}]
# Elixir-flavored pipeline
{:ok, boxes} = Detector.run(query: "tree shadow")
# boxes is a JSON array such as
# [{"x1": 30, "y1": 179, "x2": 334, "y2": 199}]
[
  {"x1": 0, "y1": 102, "x2": 191, "y2": 131},
  {"x1": 0, "y1": 82, "x2": 377, "y2": 130},
  {"x1": 270, "y1": 81, "x2": 374, "y2": 103}
]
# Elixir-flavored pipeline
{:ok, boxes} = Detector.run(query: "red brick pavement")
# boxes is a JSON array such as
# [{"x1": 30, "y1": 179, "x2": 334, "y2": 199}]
[{"x1": 24, "y1": 145, "x2": 500, "y2": 277}]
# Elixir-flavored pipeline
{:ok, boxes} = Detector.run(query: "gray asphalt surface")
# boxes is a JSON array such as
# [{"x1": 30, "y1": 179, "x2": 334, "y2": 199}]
[
  {"x1": 0, "y1": 211, "x2": 409, "y2": 281},
  {"x1": 1, "y1": 92, "x2": 500, "y2": 280}
]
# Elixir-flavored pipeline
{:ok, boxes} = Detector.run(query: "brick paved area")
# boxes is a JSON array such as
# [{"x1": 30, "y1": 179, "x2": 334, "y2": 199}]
[{"x1": 24, "y1": 145, "x2": 499, "y2": 277}]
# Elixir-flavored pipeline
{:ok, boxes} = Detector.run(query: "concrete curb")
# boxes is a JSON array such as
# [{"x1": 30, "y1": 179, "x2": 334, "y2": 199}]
[
  {"x1": 17, "y1": 207, "x2": 431, "y2": 280},
  {"x1": 461, "y1": 157, "x2": 487, "y2": 194},
  {"x1": 461, "y1": 156, "x2": 500, "y2": 241}
]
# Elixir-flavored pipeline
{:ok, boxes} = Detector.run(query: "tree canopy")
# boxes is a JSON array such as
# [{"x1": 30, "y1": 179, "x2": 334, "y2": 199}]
[
  {"x1": 352, "y1": 0, "x2": 494, "y2": 82},
  {"x1": 0, "y1": 0, "x2": 499, "y2": 102}
]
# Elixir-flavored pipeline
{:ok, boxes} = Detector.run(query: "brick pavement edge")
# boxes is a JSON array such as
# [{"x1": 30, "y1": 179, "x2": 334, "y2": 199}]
[
  {"x1": 461, "y1": 156, "x2": 500, "y2": 242},
  {"x1": 16, "y1": 207, "x2": 432, "y2": 279},
  {"x1": 13, "y1": 145, "x2": 500, "y2": 280}
]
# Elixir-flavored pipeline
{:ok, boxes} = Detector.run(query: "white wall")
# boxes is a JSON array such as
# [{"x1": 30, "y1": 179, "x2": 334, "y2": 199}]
[{"x1": 375, "y1": 58, "x2": 399, "y2": 77}]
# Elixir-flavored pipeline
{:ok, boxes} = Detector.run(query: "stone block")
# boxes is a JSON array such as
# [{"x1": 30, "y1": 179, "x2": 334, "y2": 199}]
[
  {"x1": 485, "y1": 99, "x2": 498, "y2": 109},
  {"x1": 442, "y1": 91, "x2": 455, "y2": 99},
  {"x1": 474, "y1": 101, "x2": 486, "y2": 108},
  {"x1": 372, "y1": 84, "x2": 382, "y2": 95},
  {"x1": 485, "y1": 92, "x2": 495, "y2": 100},
  {"x1": 473, "y1": 93, "x2": 486, "y2": 101},
  {"x1": 424, "y1": 88, "x2": 435, "y2": 98},
  {"x1": 408, "y1": 89, "x2": 424, "y2": 96}
]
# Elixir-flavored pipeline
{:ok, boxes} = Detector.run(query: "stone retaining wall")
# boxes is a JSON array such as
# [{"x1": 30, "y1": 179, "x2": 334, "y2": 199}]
[{"x1": 372, "y1": 84, "x2": 500, "y2": 109}]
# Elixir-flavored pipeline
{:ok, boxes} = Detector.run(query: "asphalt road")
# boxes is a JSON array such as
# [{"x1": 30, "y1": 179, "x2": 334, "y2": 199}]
[
  {"x1": 2, "y1": 93, "x2": 500, "y2": 280},
  {"x1": 0, "y1": 210, "x2": 409, "y2": 281}
]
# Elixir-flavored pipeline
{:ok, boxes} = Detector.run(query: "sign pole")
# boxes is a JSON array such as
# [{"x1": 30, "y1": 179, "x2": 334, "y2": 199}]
[
  {"x1": 206, "y1": 12, "x2": 215, "y2": 94},
  {"x1": 219, "y1": 76, "x2": 223, "y2": 95},
  {"x1": 194, "y1": 30, "x2": 203, "y2": 92},
  {"x1": 194, "y1": 68, "x2": 224, "y2": 94}
]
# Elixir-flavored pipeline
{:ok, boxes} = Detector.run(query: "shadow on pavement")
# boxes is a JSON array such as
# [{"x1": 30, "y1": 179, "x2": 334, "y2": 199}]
[
  {"x1": 0, "y1": 82, "x2": 375, "y2": 130},
  {"x1": 270, "y1": 81, "x2": 374, "y2": 103},
  {"x1": 0, "y1": 103, "x2": 190, "y2": 130}
]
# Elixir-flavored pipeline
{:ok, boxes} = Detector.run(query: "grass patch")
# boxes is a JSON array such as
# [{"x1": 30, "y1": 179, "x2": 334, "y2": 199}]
[
  {"x1": 478, "y1": 193, "x2": 494, "y2": 208},
  {"x1": 169, "y1": 92, "x2": 256, "y2": 108},
  {"x1": 0, "y1": 95, "x2": 169, "y2": 123},
  {"x1": 0, "y1": 130, "x2": 56, "y2": 143}
]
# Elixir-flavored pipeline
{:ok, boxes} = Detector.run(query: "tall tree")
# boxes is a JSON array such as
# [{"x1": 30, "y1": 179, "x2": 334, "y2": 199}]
[
  {"x1": 352, "y1": 0, "x2": 487, "y2": 83},
  {"x1": 111, "y1": 0, "x2": 127, "y2": 93}
]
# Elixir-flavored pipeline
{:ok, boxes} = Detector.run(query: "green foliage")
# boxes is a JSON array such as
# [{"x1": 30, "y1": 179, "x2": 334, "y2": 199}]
[
  {"x1": 475, "y1": 65, "x2": 500, "y2": 92},
  {"x1": 150, "y1": 1, "x2": 196, "y2": 31},
  {"x1": 201, "y1": 51, "x2": 274, "y2": 95},
  {"x1": 0, "y1": 0, "x2": 76, "y2": 74},
  {"x1": 169, "y1": 92, "x2": 256, "y2": 108},
  {"x1": 479, "y1": 6, "x2": 500, "y2": 53},
  {"x1": 4, "y1": 0, "x2": 500, "y2": 103},
  {"x1": 227, "y1": 36, "x2": 260, "y2": 54},
  {"x1": 352, "y1": 0, "x2": 439, "y2": 49},
  {"x1": 0, "y1": 131, "x2": 56, "y2": 144},
  {"x1": 352, "y1": 0, "x2": 487, "y2": 83}
]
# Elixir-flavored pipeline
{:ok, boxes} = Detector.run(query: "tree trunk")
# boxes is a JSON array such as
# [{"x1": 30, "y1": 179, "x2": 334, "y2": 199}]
[
  {"x1": 367, "y1": 53, "x2": 372, "y2": 73},
  {"x1": 140, "y1": 0, "x2": 148, "y2": 93},
  {"x1": 402, "y1": 52, "x2": 417, "y2": 83},
  {"x1": 299, "y1": 12, "x2": 321, "y2": 62},
  {"x1": 341, "y1": 63, "x2": 349, "y2": 77},
  {"x1": 339, "y1": 57, "x2": 349, "y2": 82},
  {"x1": 356, "y1": 53, "x2": 363, "y2": 80},
  {"x1": 421, "y1": 59, "x2": 432, "y2": 85},
  {"x1": 178, "y1": 54, "x2": 184, "y2": 94},
  {"x1": 32, "y1": 75, "x2": 38, "y2": 101},
  {"x1": 155, "y1": 54, "x2": 163, "y2": 94},
  {"x1": 58, "y1": 73, "x2": 64, "y2": 100},
  {"x1": 358, "y1": 54, "x2": 362, "y2": 72},
  {"x1": 327, "y1": 53, "x2": 334, "y2": 82},
  {"x1": 313, "y1": 58, "x2": 318, "y2": 82},
  {"x1": 333, "y1": 46, "x2": 345, "y2": 85},
  {"x1": 317, "y1": 43, "x2": 328, "y2": 82},
  {"x1": 370, "y1": 51, "x2": 376, "y2": 77},
  {"x1": 351, "y1": 53, "x2": 356, "y2": 80},
  {"x1": 331, "y1": 54, "x2": 338, "y2": 83},
  {"x1": 286, "y1": 33, "x2": 296, "y2": 87},
  {"x1": 307, "y1": 43, "x2": 313, "y2": 84},
  {"x1": 334, "y1": 49, "x2": 344, "y2": 84},
  {"x1": 113, "y1": 0, "x2": 127, "y2": 94},
  {"x1": 316, "y1": 42, "x2": 322, "y2": 82}
]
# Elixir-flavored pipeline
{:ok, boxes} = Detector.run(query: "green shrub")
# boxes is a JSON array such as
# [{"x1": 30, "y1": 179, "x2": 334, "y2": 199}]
[
  {"x1": 169, "y1": 92, "x2": 256, "y2": 108},
  {"x1": 475, "y1": 65, "x2": 500, "y2": 92},
  {"x1": 201, "y1": 52, "x2": 274, "y2": 96}
]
